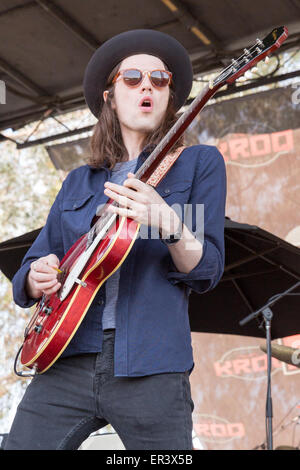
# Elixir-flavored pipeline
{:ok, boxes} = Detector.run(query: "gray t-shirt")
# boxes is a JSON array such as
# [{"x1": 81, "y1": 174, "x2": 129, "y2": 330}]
[{"x1": 102, "y1": 157, "x2": 139, "y2": 330}]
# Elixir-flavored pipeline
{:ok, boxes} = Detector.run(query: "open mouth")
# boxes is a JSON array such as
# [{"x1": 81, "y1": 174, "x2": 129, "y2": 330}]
[
  {"x1": 139, "y1": 97, "x2": 153, "y2": 111},
  {"x1": 141, "y1": 100, "x2": 151, "y2": 107}
]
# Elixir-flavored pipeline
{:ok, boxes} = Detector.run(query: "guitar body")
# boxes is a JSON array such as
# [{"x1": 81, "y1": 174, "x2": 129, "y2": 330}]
[{"x1": 20, "y1": 215, "x2": 140, "y2": 373}]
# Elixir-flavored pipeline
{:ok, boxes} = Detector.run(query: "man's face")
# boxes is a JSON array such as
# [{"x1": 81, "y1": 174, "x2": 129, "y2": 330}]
[{"x1": 105, "y1": 54, "x2": 171, "y2": 137}]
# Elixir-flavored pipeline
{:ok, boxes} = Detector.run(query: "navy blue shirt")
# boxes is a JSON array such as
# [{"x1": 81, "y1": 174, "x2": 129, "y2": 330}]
[{"x1": 12, "y1": 144, "x2": 227, "y2": 377}]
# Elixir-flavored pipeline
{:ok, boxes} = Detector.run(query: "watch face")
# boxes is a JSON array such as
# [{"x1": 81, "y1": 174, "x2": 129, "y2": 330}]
[
  {"x1": 160, "y1": 221, "x2": 183, "y2": 244},
  {"x1": 163, "y1": 231, "x2": 182, "y2": 244},
  {"x1": 171, "y1": 231, "x2": 182, "y2": 240}
]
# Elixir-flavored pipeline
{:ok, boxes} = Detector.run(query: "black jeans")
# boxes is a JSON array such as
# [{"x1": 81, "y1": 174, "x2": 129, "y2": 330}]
[{"x1": 4, "y1": 330, "x2": 194, "y2": 450}]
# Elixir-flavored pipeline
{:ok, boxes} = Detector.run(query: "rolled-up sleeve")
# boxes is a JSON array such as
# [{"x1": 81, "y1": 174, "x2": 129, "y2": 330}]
[
  {"x1": 166, "y1": 145, "x2": 227, "y2": 294},
  {"x1": 12, "y1": 183, "x2": 65, "y2": 308}
]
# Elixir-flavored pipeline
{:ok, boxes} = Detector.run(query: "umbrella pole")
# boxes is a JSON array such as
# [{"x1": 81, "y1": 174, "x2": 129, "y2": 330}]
[{"x1": 261, "y1": 307, "x2": 273, "y2": 450}]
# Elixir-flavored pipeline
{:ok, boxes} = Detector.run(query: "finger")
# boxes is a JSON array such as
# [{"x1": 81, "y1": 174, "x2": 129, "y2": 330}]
[
  {"x1": 104, "y1": 180, "x2": 140, "y2": 195},
  {"x1": 44, "y1": 254, "x2": 61, "y2": 273},
  {"x1": 41, "y1": 282, "x2": 61, "y2": 296},
  {"x1": 104, "y1": 188, "x2": 136, "y2": 209},
  {"x1": 35, "y1": 278, "x2": 60, "y2": 290},
  {"x1": 123, "y1": 177, "x2": 146, "y2": 192},
  {"x1": 106, "y1": 204, "x2": 136, "y2": 218},
  {"x1": 104, "y1": 183, "x2": 145, "y2": 204},
  {"x1": 44, "y1": 254, "x2": 60, "y2": 266},
  {"x1": 104, "y1": 181, "x2": 123, "y2": 192},
  {"x1": 31, "y1": 271, "x2": 58, "y2": 283},
  {"x1": 32, "y1": 259, "x2": 58, "y2": 275},
  {"x1": 123, "y1": 175, "x2": 154, "y2": 196}
]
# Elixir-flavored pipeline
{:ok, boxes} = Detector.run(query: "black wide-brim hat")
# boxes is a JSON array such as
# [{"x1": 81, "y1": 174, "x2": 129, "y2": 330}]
[{"x1": 83, "y1": 29, "x2": 193, "y2": 118}]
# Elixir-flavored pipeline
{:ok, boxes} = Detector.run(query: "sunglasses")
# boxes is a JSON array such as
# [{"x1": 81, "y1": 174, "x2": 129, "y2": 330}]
[{"x1": 112, "y1": 68, "x2": 172, "y2": 88}]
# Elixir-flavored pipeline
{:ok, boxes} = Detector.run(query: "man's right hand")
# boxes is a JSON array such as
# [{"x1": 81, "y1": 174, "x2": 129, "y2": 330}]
[{"x1": 26, "y1": 254, "x2": 61, "y2": 299}]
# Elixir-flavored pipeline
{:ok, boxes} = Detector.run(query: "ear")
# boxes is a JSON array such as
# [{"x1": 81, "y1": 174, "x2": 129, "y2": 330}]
[
  {"x1": 103, "y1": 89, "x2": 116, "y2": 109},
  {"x1": 103, "y1": 90, "x2": 109, "y2": 102}
]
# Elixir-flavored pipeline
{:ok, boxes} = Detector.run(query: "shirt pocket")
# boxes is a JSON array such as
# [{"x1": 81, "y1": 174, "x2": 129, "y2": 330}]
[
  {"x1": 157, "y1": 180, "x2": 192, "y2": 205},
  {"x1": 61, "y1": 192, "x2": 95, "y2": 240}
]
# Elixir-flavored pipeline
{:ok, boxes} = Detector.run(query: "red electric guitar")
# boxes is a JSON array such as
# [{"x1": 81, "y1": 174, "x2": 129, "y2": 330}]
[{"x1": 15, "y1": 26, "x2": 288, "y2": 376}]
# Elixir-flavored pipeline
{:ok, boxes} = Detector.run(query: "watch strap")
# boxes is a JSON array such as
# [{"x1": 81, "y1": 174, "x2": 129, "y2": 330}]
[{"x1": 160, "y1": 220, "x2": 183, "y2": 245}]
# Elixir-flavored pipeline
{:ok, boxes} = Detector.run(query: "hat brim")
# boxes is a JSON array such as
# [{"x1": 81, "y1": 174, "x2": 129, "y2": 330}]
[{"x1": 83, "y1": 29, "x2": 193, "y2": 117}]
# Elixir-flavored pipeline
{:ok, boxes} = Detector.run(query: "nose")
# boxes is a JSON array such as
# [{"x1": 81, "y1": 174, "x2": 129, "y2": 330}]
[{"x1": 140, "y1": 72, "x2": 153, "y2": 91}]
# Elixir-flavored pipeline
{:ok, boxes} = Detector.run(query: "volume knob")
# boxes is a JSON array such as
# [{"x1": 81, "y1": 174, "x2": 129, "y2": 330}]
[
  {"x1": 42, "y1": 306, "x2": 53, "y2": 315},
  {"x1": 34, "y1": 325, "x2": 43, "y2": 334}
]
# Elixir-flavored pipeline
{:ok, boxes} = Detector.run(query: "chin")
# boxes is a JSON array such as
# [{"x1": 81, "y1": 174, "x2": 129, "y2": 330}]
[
  {"x1": 139, "y1": 123, "x2": 157, "y2": 133},
  {"x1": 139, "y1": 115, "x2": 164, "y2": 132},
  {"x1": 122, "y1": 112, "x2": 164, "y2": 134},
  {"x1": 130, "y1": 122, "x2": 156, "y2": 134}
]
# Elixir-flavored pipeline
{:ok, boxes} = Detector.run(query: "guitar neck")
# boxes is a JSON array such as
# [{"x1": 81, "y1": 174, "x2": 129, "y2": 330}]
[
  {"x1": 135, "y1": 26, "x2": 288, "y2": 184},
  {"x1": 135, "y1": 82, "x2": 223, "y2": 183}
]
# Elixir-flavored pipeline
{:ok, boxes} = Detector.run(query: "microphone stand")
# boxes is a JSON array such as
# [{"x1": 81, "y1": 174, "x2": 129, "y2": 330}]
[{"x1": 239, "y1": 280, "x2": 300, "y2": 450}]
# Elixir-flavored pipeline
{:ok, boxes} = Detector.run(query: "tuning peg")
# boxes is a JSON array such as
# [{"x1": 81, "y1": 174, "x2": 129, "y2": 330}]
[
  {"x1": 238, "y1": 76, "x2": 247, "y2": 82},
  {"x1": 264, "y1": 56, "x2": 270, "y2": 63},
  {"x1": 252, "y1": 67, "x2": 258, "y2": 73}
]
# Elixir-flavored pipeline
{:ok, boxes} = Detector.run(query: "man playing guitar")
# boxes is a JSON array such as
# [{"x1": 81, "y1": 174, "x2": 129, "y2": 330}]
[{"x1": 5, "y1": 29, "x2": 226, "y2": 450}]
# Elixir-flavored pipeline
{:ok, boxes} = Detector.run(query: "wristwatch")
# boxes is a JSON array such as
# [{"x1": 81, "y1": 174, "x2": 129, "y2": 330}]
[{"x1": 159, "y1": 220, "x2": 183, "y2": 245}]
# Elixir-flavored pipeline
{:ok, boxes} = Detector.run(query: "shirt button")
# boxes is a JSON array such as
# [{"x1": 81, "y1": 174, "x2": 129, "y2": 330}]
[
  {"x1": 73, "y1": 203, "x2": 77, "y2": 209},
  {"x1": 164, "y1": 188, "x2": 170, "y2": 194},
  {"x1": 97, "y1": 299, "x2": 104, "y2": 305}
]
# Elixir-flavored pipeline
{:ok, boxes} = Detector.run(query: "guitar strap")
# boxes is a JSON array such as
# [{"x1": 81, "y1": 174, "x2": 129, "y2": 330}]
[{"x1": 145, "y1": 146, "x2": 187, "y2": 188}]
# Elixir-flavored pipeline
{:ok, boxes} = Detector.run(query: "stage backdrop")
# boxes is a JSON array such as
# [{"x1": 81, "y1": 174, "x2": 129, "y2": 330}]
[{"x1": 185, "y1": 84, "x2": 300, "y2": 450}]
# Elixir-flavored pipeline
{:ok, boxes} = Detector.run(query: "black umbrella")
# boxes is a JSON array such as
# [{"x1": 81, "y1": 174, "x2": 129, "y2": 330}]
[
  {"x1": 0, "y1": 228, "x2": 42, "y2": 282},
  {"x1": 189, "y1": 217, "x2": 300, "y2": 340},
  {"x1": 1, "y1": 217, "x2": 299, "y2": 339}
]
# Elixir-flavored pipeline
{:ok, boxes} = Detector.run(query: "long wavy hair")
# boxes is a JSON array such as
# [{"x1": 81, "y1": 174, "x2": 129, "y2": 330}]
[{"x1": 87, "y1": 61, "x2": 184, "y2": 170}]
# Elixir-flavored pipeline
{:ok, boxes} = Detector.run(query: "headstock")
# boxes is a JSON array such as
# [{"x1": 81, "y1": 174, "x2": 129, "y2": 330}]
[{"x1": 213, "y1": 26, "x2": 289, "y2": 87}]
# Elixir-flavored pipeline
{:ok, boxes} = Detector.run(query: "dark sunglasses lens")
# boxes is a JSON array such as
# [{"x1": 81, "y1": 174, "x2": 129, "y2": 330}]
[
  {"x1": 123, "y1": 69, "x2": 142, "y2": 86},
  {"x1": 150, "y1": 71, "x2": 170, "y2": 87}
]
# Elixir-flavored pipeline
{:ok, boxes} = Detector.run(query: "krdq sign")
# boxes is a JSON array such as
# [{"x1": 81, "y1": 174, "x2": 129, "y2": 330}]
[{"x1": 219, "y1": 130, "x2": 294, "y2": 161}]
